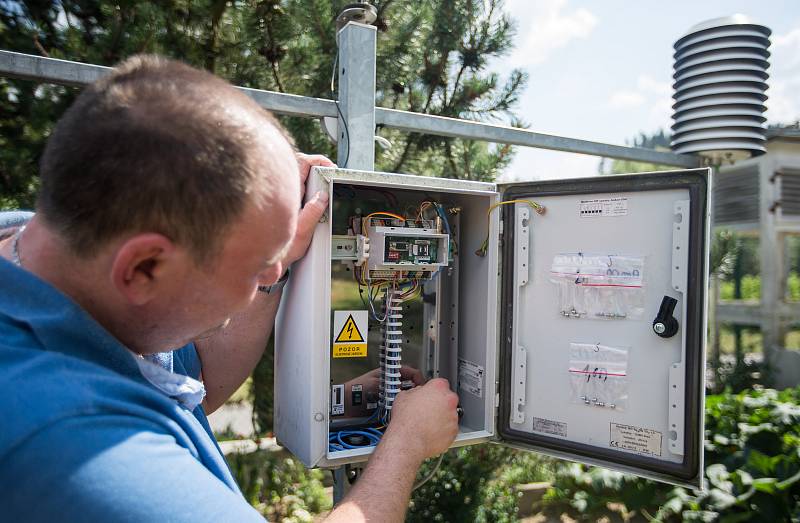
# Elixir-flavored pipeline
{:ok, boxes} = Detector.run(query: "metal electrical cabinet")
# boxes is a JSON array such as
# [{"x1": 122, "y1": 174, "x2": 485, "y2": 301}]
[{"x1": 275, "y1": 166, "x2": 710, "y2": 488}]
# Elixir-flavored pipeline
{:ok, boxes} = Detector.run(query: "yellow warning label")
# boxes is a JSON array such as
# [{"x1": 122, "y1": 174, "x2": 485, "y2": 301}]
[
  {"x1": 332, "y1": 311, "x2": 368, "y2": 358},
  {"x1": 333, "y1": 343, "x2": 367, "y2": 358},
  {"x1": 335, "y1": 314, "x2": 365, "y2": 343}
]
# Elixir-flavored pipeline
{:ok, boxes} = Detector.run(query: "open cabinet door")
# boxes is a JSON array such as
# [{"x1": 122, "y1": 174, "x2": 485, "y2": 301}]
[{"x1": 496, "y1": 169, "x2": 710, "y2": 488}]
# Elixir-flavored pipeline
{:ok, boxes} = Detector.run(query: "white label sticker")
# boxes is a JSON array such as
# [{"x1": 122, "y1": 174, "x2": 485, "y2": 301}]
[
  {"x1": 458, "y1": 358, "x2": 484, "y2": 398},
  {"x1": 610, "y1": 423, "x2": 662, "y2": 457},
  {"x1": 579, "y1": 197, "x2": 628, "y2": 218},
  {"x1": 331, "y1": 384, "x2": 345, "y2": 416},
  {"x1": 533, "y1": 417, "x2": 568, "y2": 437}
]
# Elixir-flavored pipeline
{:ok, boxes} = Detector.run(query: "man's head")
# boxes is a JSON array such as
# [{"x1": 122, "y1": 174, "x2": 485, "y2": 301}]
[{"x1": 32, "y1": 55, "x2": 301, "y2": 353}]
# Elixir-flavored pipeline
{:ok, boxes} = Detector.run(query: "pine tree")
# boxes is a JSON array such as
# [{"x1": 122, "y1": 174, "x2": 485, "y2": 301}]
[
  {"x1": 1, "y1": 0, "x2": 526, "y2": 434},
  {"x1": 2, "y1": 0, "x2": 525, "y2": 207}
]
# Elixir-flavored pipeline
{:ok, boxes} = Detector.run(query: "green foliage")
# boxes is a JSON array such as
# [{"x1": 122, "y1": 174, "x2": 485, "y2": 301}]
[
  {"x1": 227, "y1": 450, "x2": 331, "y2": 522},
  {"x1": 719, "y1": 275, "x2": 761, "y2": 301},
  {"x1": 715, "y1": 356, "x2": 770, "y2": 394},
  {"x1": 251, "y1": 336, "x2": 274, "y2": 435},
  {"x1": 539, "y1": 387, "x2": 800, "y2": 522},
  {"x1": 600, "y1": 130, "x2": 673, "y2": 175},
  {"x1": 0, "y1": 0, "x2": 526, "y2": 209},
  {"x1": 788, "y1": 272, "x2": 800, "y2": 302},
  {"x1": 710, "y1": 229, "x2": 739, "y2": 279},
  {"x1": 406, "y1": 444, "x2": 556, "y2": 523}
]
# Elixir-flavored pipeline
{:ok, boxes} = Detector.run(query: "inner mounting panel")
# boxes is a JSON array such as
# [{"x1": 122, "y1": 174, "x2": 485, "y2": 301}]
[{"x1": 325, "y1": 180, "x2": 498, "y2": 462}]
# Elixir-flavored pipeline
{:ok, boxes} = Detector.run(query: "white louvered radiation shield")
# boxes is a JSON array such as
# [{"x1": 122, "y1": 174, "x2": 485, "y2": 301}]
[{"x1": 671, "y1": 15, "x2": 771, "y2": 163}]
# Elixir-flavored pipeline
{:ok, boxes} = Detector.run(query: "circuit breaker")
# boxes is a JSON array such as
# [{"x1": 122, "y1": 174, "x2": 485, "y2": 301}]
[{"x1": 275, "y1": 166, "x2": 710, "y2": 488}]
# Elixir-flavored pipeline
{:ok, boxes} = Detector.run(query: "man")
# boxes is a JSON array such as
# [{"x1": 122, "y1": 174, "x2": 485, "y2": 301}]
[{"x1": 0, "y1": 55, "x2": 459, "y2": 522}]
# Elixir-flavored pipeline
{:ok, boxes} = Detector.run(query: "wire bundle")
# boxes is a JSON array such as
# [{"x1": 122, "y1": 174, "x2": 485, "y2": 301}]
[
  {"x1": 328, "y1": 427, "x2": 385, "y2": 452},
  {"x1": 475, "y1": 199, "x2": 545, "y2": 257},
  {"x1": 379, "y1": 285, "x2": 404, "y2": 423}
]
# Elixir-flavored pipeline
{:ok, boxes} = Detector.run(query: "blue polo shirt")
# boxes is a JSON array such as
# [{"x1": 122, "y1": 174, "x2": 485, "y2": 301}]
[{"x1": 0, "y1": 257, "x2": 264, "y2": 521}]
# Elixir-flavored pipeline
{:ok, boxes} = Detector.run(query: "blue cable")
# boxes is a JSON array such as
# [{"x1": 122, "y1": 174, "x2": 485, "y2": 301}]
[
  {"x1": 434, "y1": 203, "x2": 453, "y2": 264},
  {"x1": 434, "y1": 203, "x2": 451, "y2": 236},
  {"x1": 328, "y1": 426, "x2": 385, "y2": 452}
]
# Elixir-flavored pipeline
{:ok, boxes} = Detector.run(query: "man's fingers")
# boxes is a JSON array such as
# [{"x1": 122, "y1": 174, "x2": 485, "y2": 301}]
[
  {"x1": 400, "y1": 365, "x2": 425, "y2": 385},
  {"x1": 426, "y1": 377, "x2": 451, "y2": 391},
  {"x1": 296, "y1": 153, "x2": 336, "y2": 186},
  {"x1": 293, "y1": 191, "x2": 329, "y2": 251}
]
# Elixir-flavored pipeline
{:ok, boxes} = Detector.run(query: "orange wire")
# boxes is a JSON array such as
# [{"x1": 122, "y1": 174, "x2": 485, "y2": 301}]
[{"x1": 365, "y1": 211, "x2": 406, "y2": 222}]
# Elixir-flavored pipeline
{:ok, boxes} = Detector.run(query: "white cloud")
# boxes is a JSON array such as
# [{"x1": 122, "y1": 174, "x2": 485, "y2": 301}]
[
  {"x1": 607, "y1": 75, "x2": 673, "y2": 131},
  {"x1": 609, "y1": 91, "x2": 646, "y2": 108},
  {"x1": 505, "y1": 0, "x2": 598, "y2": 67},
  {"x1": 499, "y1": 148, "x2": 601, "y2": 182},
  {"x1": 766, "y1": 27, "x2": 800, "y2": 125},
  {"x1": 772, "y1": 28, "x2": 800, "y2": 69}
]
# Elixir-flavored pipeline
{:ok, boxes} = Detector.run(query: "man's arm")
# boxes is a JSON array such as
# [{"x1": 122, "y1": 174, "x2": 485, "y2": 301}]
[
  {"x1": 325, "y1": 378, "x2": 460, "y2": 523},
  {"x1": 196, "y1": 290, "x2": 281, "y2": 412},
  {"x1": 197, "y1": 153, "x2": 332, "y2": 412}
]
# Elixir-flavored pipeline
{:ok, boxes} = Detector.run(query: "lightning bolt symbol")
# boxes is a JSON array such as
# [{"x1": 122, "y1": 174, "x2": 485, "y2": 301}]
[{"x1": 346, "y1": 323, "x2": 354, "y2": 338}]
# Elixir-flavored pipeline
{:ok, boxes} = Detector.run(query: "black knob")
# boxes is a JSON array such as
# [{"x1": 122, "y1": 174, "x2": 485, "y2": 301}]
[{"x1": 652, "y1": 296, "x2": 679, "y2": 338}]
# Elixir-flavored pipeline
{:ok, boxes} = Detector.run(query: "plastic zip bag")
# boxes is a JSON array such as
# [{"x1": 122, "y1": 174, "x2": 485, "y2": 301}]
[
  {"x1": 550, "y1": 253, "x2": 645, "y2": 320},
  {"x1": 568, "y1": 342, "x2": 629, "y2": 410}
]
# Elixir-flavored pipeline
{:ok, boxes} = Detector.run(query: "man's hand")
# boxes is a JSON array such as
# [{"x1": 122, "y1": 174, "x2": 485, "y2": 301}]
[
  {"x1": 283, "y1": 153, "x2": 334, "y2": 268},
  {"x1": 342, "y1": 365, "x2": 425, "y2": 417},
  {"x1": 324, "y1": 378, "x2": 459, "y2": 523},
  {"x1": 383, "y1": 378, "x2": 459, "y2": 461}
]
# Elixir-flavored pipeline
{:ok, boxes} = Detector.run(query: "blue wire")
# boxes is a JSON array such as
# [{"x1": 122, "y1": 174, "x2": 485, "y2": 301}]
[
  {"x1": 328, "y1": 427, "x2": 385, "y2": 452},
  {"x1": 434, "y1": 203, "x2": 453, "y2": 266},
  {"x1": 434, "y1": 203, "x2": 451, "y2": 236}
]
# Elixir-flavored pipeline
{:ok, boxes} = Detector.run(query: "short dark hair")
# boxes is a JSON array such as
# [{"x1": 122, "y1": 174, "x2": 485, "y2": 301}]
[{"x1": 36, "y1": 54, "x2": 293, "y2": 262}]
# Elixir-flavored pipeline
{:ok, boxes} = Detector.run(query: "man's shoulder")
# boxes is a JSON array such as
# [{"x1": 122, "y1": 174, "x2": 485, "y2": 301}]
[
  {"x1": 0, "y1": 337, "x2": 186, "y2": 462},
  {"x1": 0, "y1": 411, "x2": 265, "y2": 523},
  {"x1": 0, "y1": 345, "x2": 260, "y2": 522}
]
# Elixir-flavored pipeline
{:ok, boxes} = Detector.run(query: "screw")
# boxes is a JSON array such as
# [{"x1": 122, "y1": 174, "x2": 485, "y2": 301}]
[{"x1": 654, "y1": 322, "x2": 666, "y2": 334}]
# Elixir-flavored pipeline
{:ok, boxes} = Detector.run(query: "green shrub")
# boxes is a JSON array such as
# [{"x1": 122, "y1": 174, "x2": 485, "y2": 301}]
[
  {"x1": 539, "y1": 387, "x2": 800, "y2": 522},
  {"x1": 227, "y1": 450, "x2": 331, "y2": 522},
  {"x1": 407, "y1": 444, "x2": 556, "y2": 522},
  {"x1": 719, "y1": 275, "x2": 761, "y2": 301},
  {"x1": 789, "y1": 272, "x2": 800, "y2": 301}
]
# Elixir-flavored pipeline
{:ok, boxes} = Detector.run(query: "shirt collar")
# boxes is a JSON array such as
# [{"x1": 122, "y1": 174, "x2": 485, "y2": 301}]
[{"x1": 132, "y1": 351, "x2": 206, "y2": 411}]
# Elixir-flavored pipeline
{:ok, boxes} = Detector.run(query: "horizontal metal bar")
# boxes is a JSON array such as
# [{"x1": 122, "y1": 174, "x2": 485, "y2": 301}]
[
  {"x1": 0, "y1": 50, "x2": 110, "y2": 86},
  {"x1": 0, "y1": 50, "x2": 337, "y2": 118},
  {"x1": 717, "y1": 301, "x2": 800, "y2": 325},
  {"x1": 375, "y1": 108, "x2": 700, "y2": 168},
  {"x1": 1, "y1": 49, "x2": 702, "y2": 167},
  {"x1": 237, "y1": 86, "x2": 337, "y2": 118}
]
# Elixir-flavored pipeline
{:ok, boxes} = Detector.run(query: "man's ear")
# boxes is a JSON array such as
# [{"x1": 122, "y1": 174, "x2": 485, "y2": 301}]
[{"x1": 110, "y1": 233, "x2": 179, "y2": 306}]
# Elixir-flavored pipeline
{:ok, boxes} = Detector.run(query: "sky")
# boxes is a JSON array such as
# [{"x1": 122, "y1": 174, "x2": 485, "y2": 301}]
[{"x1": 492, "y1": 0, "x2": 800, "y2": 181}]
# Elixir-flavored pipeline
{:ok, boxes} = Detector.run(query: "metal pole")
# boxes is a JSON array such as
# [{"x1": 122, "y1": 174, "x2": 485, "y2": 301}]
[
  {"x1": 331, "y1": 19, "x2": 377, "y2": 505},
  {"x1": 335, "y1": 22, "x2": 377, "y2": 170}
]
